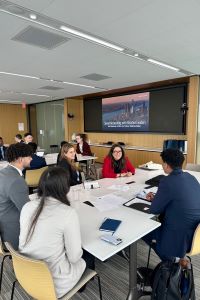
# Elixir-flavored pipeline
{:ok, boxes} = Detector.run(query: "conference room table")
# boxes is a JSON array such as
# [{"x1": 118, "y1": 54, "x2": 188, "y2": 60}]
[{"x1": 68, "y1": 168, "x2": 163, "y2": 299}]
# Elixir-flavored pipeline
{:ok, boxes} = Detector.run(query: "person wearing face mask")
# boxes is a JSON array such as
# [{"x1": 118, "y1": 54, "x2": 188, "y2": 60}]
[
  {"x1": 58, "y1": 143, "x2": 82, "y2": 186},
  {"x1": 102, "y1": 143, "x2": 135, "y2": 178}
]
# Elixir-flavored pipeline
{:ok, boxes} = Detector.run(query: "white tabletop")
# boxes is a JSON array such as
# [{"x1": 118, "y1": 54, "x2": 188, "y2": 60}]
[
  {"x1": 77, "y1": 155, "x2": 98, "y2": 161},
  {"x1": 69, "y1": 170, "x2": 162, "y2": 261},
  {"x1": 77, "y1": 202, "x2": 160, "y2": 261},
  {"x1": 44, "y1": 153, "x2": 58, "y2": 165}
]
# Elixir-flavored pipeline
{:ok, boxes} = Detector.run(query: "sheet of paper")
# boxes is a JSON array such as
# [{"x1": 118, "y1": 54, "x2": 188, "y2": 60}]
[
  {"x1": 92, "y1": 194, "x2": 127, "y2": 212},
  {"x1": 107, "y1": 184, "x2": 129, "y2": 191},
  {"x1": 18, "y1": 122, "x2": 24, "y2": 131}
]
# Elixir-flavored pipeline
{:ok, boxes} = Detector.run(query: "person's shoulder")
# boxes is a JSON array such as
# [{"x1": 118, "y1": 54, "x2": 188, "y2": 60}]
[
  {"x1": 104, "y1": 155, "x2": 110, "y2": 162},
  {"x1": 58, "y1": 203, "x2": 77, "y2": 220}
]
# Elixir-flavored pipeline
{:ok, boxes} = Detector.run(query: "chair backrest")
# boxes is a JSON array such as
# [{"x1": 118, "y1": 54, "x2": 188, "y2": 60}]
[
  {"x1": 50, "y1": 145, "x2": 59, "y2": 153},
  {"x1": 163, "y1": 139, "x2": 185, "y2": 152},
  {"x1": 185, "y1": 163, "x2": 200, "y2": 172},
  {"x1": 96, "y1": 167, "x2": 103, "y2": 180},
  {"x1": 187, "y1": 224, "x2": 200, "y2": 256},
  {"x1": 25, "y1": 166, "x2": 48, "y2": 187},
  {"x1": 5, "y1": 243, "x2": 57, "y2": 300},
  {"x1": 0, "y1": 236, "x2": 7, "y2": 256}
]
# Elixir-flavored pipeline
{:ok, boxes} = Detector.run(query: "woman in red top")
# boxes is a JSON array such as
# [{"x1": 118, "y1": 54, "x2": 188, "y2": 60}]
[
  {"x1": 76, "y1": 134, "x2": 92, "y2": 156},
  {"x1": 102, "y1": 144, "x2": 135, "y2": 178}
]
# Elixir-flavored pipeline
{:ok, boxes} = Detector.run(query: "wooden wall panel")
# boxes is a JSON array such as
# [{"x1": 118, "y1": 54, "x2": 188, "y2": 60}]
[
  {"x1": 0, "y1": 104, "x2": 28, "y2": 144},
  {"x1": 64, "y1": 98, "x2": 83, "y2": 141},
  {"x1": 186, "y1": 76, "x2": 199, "y2": 163}
]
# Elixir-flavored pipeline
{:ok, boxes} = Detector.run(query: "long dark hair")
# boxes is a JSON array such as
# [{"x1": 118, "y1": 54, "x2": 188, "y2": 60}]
[
  {"x1": 108, "y1": 144, "x2": 126, "y2": 171},
  {"x1": 25, "y1": 167, "x2": 70, "y2": 244}
]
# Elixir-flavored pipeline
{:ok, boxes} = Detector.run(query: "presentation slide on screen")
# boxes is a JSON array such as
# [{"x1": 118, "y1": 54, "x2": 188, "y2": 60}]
[{"x1": 102, "y1": 92, "x2": 150, "y2": 131}]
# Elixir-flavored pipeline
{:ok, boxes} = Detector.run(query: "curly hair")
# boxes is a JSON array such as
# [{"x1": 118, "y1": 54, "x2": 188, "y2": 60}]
[
  {"x1": 161, "y1": 148, "x2": 185, "y2": 169},
  {"x1": 6, "y1": 143, "x2": 33, "y2": 163}
]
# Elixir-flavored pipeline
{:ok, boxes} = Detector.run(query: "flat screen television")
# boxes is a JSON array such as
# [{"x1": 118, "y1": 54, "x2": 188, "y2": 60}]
[{"x1": 84, "y1": 84, "x2": 187, "y2": 134}]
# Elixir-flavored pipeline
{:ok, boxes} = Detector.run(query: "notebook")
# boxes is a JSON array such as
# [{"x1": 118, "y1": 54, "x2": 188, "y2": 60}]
[
  {"x1": 145, "y1": 175, "x2": 165, "y2": 187},
  {"x1": 99, "y1": 218, "x2": 122, "y2": 233}
]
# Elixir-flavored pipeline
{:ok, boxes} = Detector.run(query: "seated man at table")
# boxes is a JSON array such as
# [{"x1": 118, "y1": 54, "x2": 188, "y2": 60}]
[
  {"x1": 28, "y1": 142, "x2": 46, "y2": 170},
  {"x1": 24, "y1": 132, "x2": 33, "y2": 144},
  {"x1": 143, "y1": 148, "x2": 200, "y2": 261},
  {"x1": 0, "y1": 143, "x2": 33, "y2": 249},
  {"x1": 0, "y1": 137, "x2": 7, "y2": 161}
]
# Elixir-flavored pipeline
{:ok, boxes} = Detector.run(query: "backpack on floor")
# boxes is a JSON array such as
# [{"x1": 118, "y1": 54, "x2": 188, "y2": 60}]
[{"x1": 151, "y1": 260, "x2": 195, "y2": 300}]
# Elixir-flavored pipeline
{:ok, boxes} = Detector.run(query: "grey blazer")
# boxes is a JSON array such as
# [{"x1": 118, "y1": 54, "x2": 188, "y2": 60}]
[{"x1": 0, "y1": 165, "x2": 29, "y2": 249}]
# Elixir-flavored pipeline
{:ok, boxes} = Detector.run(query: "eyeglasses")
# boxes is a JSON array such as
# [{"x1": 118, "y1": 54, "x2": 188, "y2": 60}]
[{"x1": 113, "y1": 150, "x2": 122, "y2": 154}]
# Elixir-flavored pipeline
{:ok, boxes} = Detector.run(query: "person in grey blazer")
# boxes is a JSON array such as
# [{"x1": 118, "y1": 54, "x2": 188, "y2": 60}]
[{"x1": 0, "y1": 143, "x2": 33, "y2": 249}]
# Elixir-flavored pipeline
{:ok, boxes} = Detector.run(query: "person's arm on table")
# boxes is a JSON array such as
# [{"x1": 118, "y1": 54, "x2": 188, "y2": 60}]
[{"x1": 149, "y1": 180, "x2": 172, "y2": 214}]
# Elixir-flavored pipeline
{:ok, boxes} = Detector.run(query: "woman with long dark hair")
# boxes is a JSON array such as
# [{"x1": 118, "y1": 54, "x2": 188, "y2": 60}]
[
  {"x1": 76, "y1": 133, "x2": 92, "y2": 156},
  {"x1": 18, "y1": 167, "x2": 86, "y2": 298},
  {"x1": 58, "y1": 143, "x2": 82, "y2": 186},
  {"x1": 102, "y1": 144, "x2": 135, "y2": 178}
]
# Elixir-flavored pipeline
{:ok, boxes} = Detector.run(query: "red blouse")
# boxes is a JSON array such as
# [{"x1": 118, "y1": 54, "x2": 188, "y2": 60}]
[{"x1": 102, "y1": 156, "x2": 135, "y2": 178}]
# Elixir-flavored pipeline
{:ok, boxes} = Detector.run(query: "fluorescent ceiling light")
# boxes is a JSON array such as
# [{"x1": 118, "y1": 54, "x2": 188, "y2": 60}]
[
  {"x1": 60, "y1": 25, "x2": 124, "y2": 51},
  {"x1": 0, "y1": 100, "x2": 20, "y2": 103},
  {"x1": 0, "y1": 71, "x2": 40, "y2": 80},
  {"x1": 147, "y1": 59, "x2": 179, "y2": 72}
]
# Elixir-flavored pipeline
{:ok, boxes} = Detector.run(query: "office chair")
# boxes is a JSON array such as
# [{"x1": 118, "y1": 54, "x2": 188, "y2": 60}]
[
  {"x1": 0, "y1": 236, "x2": 11, "y2": 293},
  {"x1": 50, "y1": 144, "x2": 59, "y2": 153},
  {"x1": 6, "y1": 243, "x2": 103, "y2": 300},
  {"x1": 25, "y1": 166, "x2": 48, "y2": 194}
]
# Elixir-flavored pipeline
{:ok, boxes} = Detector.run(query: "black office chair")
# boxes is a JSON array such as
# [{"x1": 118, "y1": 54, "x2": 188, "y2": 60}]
[
  {"x1": 49, "y1": 144, "x2": 59, "y2": 153},
  {"x1": 163, "y1": 140, "x2": 185, "y2": 152}
]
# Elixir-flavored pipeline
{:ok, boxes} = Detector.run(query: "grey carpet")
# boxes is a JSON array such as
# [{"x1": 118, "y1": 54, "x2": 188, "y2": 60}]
[{"x1": 0, "y1": 240, "x2": 199, "y2": 300}]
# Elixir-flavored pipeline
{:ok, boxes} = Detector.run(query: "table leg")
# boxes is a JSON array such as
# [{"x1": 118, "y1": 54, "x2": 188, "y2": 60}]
[{"x1": 126, "y1": 243, "x2": 139, "y2": 300}]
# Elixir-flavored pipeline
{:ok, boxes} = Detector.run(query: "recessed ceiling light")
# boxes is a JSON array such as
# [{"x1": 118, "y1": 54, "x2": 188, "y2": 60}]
[
  {"x1": 60, "y1": 25, "x2": 124, "y2": 51},
  {"x1": 147, "y1": 59, "x2": 179, "y2": 72},
  {"x1": 29, "y1": 13, "x2": 37, "y2": 20}
]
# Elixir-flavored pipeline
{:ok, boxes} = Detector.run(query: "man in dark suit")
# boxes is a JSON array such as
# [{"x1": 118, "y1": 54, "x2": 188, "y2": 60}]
[
  {"x1": 28, "y1": 142, "x2": 46, "y2": 170},
  {"x1": 0, "y1": 137, "x2": 7, "y2": 160},
  {"x1": 0, "y1": 143, "x2": 33, "y2": 249},
  {"x1": 143, "y1": 148, "x2": 200, "y2": 261}
]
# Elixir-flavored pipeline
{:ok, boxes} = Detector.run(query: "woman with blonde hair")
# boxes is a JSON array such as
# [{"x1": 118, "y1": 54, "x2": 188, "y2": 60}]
[{"x1": 58, "y1": 143, "x2": 82, "y2": 186}]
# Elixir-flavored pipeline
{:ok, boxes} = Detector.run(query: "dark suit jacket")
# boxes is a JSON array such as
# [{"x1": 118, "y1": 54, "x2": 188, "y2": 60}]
[
  {"x1": 0, "y1": 165, "x2": 29, "y2": 249},
  {"x1": 58, "y1": 159, "x2": 82, "y2": 186},
  {"x1": 30, "y1": 154, "x2": 47, "y2": 170},
  {"x1": 150, "y1": 168, "x2": 200, "y2": 259},
  {"x1": 76, "y1": 141, "x2": 92, "y2": 156},
  {"x1": 0, "y1": 146, "x2": 7, "y2": 160}
]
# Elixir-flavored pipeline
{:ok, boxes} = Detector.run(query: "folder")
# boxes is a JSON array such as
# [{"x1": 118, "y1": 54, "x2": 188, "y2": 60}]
[{"x1": 99, "y1": 218, "x2": 122, "y2": 233}]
